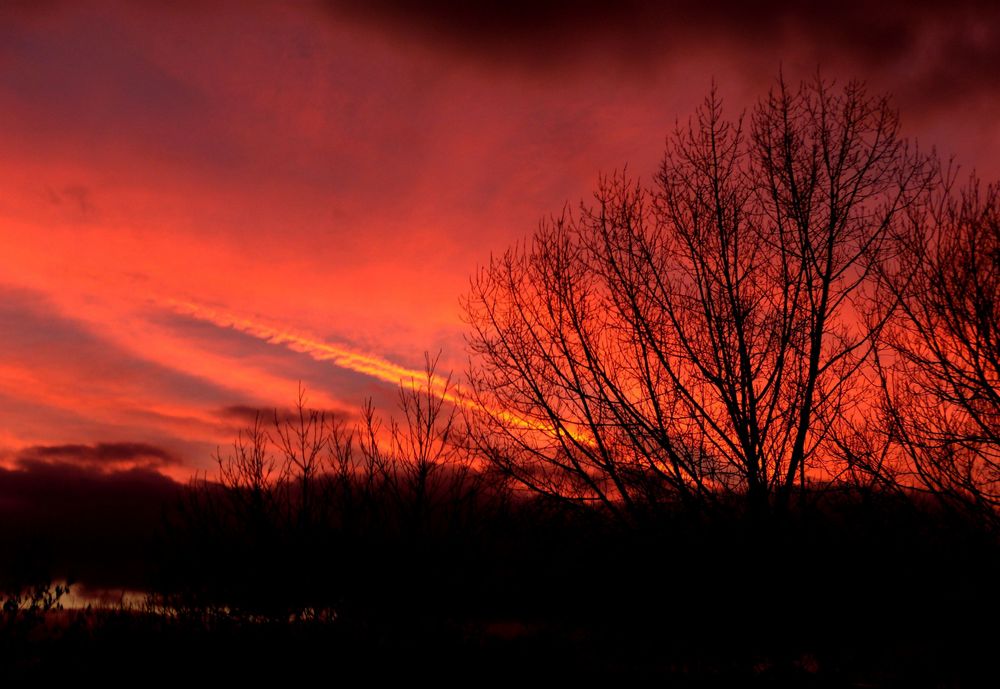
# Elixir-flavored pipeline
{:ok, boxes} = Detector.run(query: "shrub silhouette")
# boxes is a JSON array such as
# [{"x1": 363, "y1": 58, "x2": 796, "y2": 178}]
[{"x1": 158, "y1": 354, "x2": 511, "y2": 621}]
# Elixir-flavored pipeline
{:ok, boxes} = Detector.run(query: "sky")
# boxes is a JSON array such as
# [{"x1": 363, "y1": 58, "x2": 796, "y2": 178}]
[{"x1": 0, "y1": 0, "x2": 998, "y2": 487}]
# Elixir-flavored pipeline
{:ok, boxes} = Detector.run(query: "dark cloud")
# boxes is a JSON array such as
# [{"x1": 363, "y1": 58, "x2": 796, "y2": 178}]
[
  {"x1": 0, "y1": 461, "x2": 182, "y2": 589},
  {"x1": 324, "y1": 1, "x2": 1000, "y2": 103},
  {"x1": 219, "y1": 404, "x2": 266, "y2": 424},
  {"x1": 323, "y1": 1, "x2": 993, "y2": 58},
  {"x1": 219, "y1": 403, "x2": 358, "y2": 428},
  {"x1": 44, "y1": 184, "x2": 95, "y2": 221},
  {"x1": 15, "y1": 442, "x2": 177, "y2": 470}
]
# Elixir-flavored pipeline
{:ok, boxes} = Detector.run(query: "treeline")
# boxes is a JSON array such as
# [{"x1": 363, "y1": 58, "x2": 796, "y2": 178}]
[{"x1": 126, "y1": 356, "x2": 997, "y2": 685}]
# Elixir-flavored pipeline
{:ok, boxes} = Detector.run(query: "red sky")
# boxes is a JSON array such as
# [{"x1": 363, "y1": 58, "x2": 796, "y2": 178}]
[{"x1": 1, "y1": 0, "x2": 998, "y2": 480}]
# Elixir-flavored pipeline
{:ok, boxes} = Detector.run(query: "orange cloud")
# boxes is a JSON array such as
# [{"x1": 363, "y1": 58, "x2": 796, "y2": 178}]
[
  {"x1": 166, "y1": 298, "x2": 592, "y2": 443},
  {"x1": 166, "y1": 298, "x2": 454, "y2": 393}
]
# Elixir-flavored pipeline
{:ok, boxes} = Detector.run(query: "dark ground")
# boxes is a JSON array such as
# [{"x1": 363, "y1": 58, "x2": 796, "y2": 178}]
[{"x1": 1, "y1": 478, "x2": 997, "y2": 686}]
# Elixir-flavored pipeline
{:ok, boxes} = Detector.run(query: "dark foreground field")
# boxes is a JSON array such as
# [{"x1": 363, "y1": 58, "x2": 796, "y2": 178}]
[
  {"x1": 2, "y1": 483, "x2": 997, "y2": 686},
  {"x1": 4, "y1": 604, "x2": 994, "y2": 686}
]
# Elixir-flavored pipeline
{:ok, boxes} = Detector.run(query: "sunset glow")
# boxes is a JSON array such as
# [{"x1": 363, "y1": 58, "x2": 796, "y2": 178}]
[
  {"x1": 3, "y1": 4, "x2": 999, "y2": 683},
  {"x1": 1, "y1": 1, "x2": 997, "y2": 480}
]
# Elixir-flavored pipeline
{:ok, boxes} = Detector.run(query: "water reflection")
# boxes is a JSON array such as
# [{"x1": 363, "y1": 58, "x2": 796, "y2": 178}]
[{"x1": 56, "y1": 581, "x2": 146, "y2": 610}]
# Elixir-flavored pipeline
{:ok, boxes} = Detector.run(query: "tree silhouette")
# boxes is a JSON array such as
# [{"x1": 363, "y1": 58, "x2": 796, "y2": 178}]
[
  {"x1": 463, "y1": 75, "x2": 935, "y2": 516},
  {"x1": 164, "y1": 354, "x2": 505, "y2": 618},
  {"x1": 877, "y1": 177, "x2": 1000, "y2": 521}
]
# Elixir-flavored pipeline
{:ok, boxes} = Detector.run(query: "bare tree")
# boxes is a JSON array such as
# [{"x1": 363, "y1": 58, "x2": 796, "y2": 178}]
[
  {"x1": 271, "y1": 384, "x2": 330, "y2": 530},
  {"x1": 165, "y1": 351, "x2": 507, "y2": 618},
  {"x1": 205, "y1": 385, "x2": 332, "y2": 536},
  {"x1": 351, "y1": 352, "x2": 502, "y2": 538},
  {"x1": 213, "y1": 411, "x2": 281, "y2": 532},
  {"x1": 463, "y1": 75, "x2": 934, "y2": 517},
  {"x1": 878, "y1": 177, "x2": 1000, "y2": 521}
]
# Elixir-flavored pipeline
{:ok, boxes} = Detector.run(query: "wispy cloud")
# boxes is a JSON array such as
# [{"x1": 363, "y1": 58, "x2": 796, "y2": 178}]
[
  {"x1": 15, "y1": 442, "x2": 177, "y2": 470},
  {"x1": 166, "y1": 299, "x2": 590, "y2": 442},
  {"x1": 166, "y1": 298, "x2": 455, "y2": 395}
]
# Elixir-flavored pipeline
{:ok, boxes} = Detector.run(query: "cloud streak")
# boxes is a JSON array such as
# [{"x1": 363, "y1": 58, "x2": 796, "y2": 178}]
[
  {"x1": 14, "y1": 442, "x2": 177, "y2": 471},
  {"x1": 325, "y1": 1, "x2": 1000, "y2": 114},
  {"x1": 167, "y1": 299, "x2": 590, "y2": 442},
  {"x1": 166, "y1": 298, "x2": 453, "y2": 394}
]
